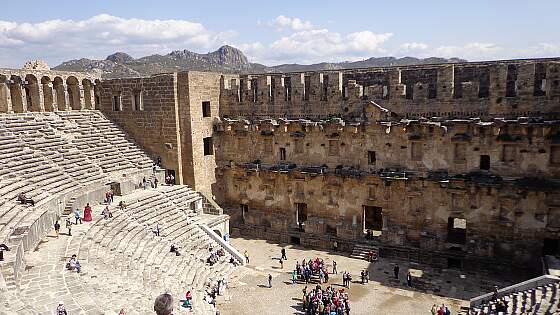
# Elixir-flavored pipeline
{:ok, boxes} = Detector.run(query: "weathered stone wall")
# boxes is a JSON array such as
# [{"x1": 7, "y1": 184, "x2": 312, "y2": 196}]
[
  {"x1": 220, "y1": 58, "x2": 560, "y2": 120},
  {"x1": 215, "y1": 118, "x2": 560, "y2": 178},
  {"x1": 215, "y1": 164, "x2": 559, "y2": 267},
  {"x1": 98, "y1": 71, "x2": 221, "y2": 195},
  {"x1": 213, "y1": 117, "x2": 560, "y2": 266},
  {"x1": 98, "y1": 74, "x2": 183, "y2": 179},
  {"x1": 177, "y1": 71, "x2": 222, "y2": 196}
]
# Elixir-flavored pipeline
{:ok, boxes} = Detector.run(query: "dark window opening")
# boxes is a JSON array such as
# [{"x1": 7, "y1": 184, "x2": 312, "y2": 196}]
[
  {"x1": 543, "y1": 238, "x2": 559, "y2": 256},
  {"x1": 447, "y1": 258, "x2": 462, "y2": 269},
  {"x1": 279, "y1": 147, "x2": 286, "y2": 160},
  {"x1": 202, "y1": 101, "x2": 211, "y2": 117},
  {"x1": 203, "y1": 137, "x2": 213, "y2": 156},
  {"x1": 304, "y1": 76, "x2": 311, "y2": 101},
  {"x1": 368, "y1": 151, "x2": 376, "y2": 165},
  {"x1": 428, "y1": 83, "x2": 437, "y2": 99},
  {"x1": 284, "y1": 77, "x2": 292, "y2": 101},
  {"x1": 506, "y1": 64, "x2": 518, "y2": 97},
  {"x1": 290, "y1": 236, "x2": 301, "y2": 245},
  {"x1": 447, "y1": 217, "x2": 467, "y2": 245},
  {"x1": 405, "y1": 83, "x2": 414, "y2": 100},
  {"x1": 480, "y1": 155, "x2": 490, "y2": 170},
  {"x1": 251, "y1": 79, "x2": 258, "y2": 102},
  {"x1": 478, "y1": 72, "x2": 490, "y2": 98},
  {"x1": 534, "y1": 63, "x2": 547, "y2": 97},
  {"x1": 132, "y1": 90, "x2": 143, "y2": 111},
  {"x1": 321, "y1": 75, "x2": 329, "y2": 101},
  {"x1": 296, "y1": 203, "x2": 307, "y2": 224},
  {"x1": 239, "y1": 79, "x2": 244, "y2": 102},
  {"x1": 95, "y1": 95, "x2": 100, "y2": 107},
  {"x1": 363, "y1": 206, "x2": 383, "y2": 232},
  {"x1": 112, "y1": 94, "x2": 121, "y2": 111},
  {"x1": 270, "y1": 77, "x2": 275, "y2": 103}
]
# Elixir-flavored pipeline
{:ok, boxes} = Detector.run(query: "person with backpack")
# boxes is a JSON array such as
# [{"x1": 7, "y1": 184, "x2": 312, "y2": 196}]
[{"x1": 54, "y1": 221, "x2": 60, "y2": 238}]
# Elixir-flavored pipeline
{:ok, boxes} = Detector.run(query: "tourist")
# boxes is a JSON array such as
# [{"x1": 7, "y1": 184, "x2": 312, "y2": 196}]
[
  {"x1": 17, "y1": 192, "x2": 35, "y2": 206},
  {"x1": 83, "y1": 203, "x2": 93, "y2": 222},
  {"x1": 244, "y1": 250, "x2": 249, "y2": 264},
  {"x1": 153, "y1": 223, "x2": 161, "y2": 236},
  {"x1": 407, "y1": 271, "x2": 412, "y2": 287},
  {"x1": 301, "y1": 284, "x2": 350, "y2": 315},
  {"x1": 118, "y1": 309, "x2": 125, "y2": 315},
  {"x1": 56, "y1": 301, "x2": 67, "y2": 315},
  {"x1": 154, "y1": 177, "x2": 159, "y2": 188},
  {"x1": 281, "y1": 247, "x2": 287, "y2": 260},
  {"x1": 118, "y1": 200, "x2": 127, "y2": 210},
  {"x1": 182, "y1": 290, "x2": 193, "y2": 309},
  {"x1": 142, "y1": 177, "x2": 147, "y2": 190},
  {"x1": 154, "y1": 293, "x2": 173, "y2": 315},
  {"x1": 365, "y1": 270, "x2": 369, "y2": 283},
  {"x1": 292, "y1": 270, "x2": 297, "y2": 284},
  {"x1": 393, "y1": 264, "x2": 399, "y2": 279},
  {"x1": 74, "y1": 209, "x2": 82, "y2": 224},
  {"x1": 332, "y1": 260, "x2": 337, "y2": 274},
  {"x1": 333, "y1": 240, "x2": 338, "y2": 251},
  {"x1": 102, "y1": 206, "x2": 112, "y2": 219},
  {"x1": 54, "y1": 220, "x2": 60, "y2": 238},
  {"x1": 431, "y1": 304, "x2": 438, "y2": 315},
  {"x1": 279, "y1": 258, "x2": 284, "y2": 269},
  {"x1": 67, "y1": 254, "x2": 81, "y2": 273},
  {"x1": 65, "y1": 217, "x2": 72, "y2": 236},
  {"x1": 268, "y1": 273, "x2": 272, "y2": 288},
  {"x1": 361, "y1": 270, "x2": 365, "y2": 284},
  {"x1": 169, "y1": 174, "x2": 175, "y2": 185}
]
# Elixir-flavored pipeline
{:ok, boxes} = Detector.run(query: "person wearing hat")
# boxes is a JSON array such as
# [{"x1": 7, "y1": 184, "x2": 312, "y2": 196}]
[{"x1": 56, "y1": 301, "x2": 67, "y2": 315}]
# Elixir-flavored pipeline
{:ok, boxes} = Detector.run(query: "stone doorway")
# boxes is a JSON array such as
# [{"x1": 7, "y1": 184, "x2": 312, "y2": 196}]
[{"x1": 363, "y1": 206, "x2": 383, "y2": 232}]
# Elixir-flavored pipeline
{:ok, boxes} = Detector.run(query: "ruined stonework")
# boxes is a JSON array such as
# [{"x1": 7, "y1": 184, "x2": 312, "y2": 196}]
[
  {"x1": 56, "y1": 58, "x2": 560, "y2": 270},
  {"x1": 213, "y1": 118, "x2": 560, "y2": 268},
  {"x1": 220, "y1": 58, "x2": 560, "y2": 120},
  {"x1": 97, "y1": 71, "x2": 222, "y2": 197}
]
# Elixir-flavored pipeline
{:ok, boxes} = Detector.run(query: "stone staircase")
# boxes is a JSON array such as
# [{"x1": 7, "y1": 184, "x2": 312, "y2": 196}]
[{"x1": 350, "y1": 242, "x2": 379, "y2": 261}]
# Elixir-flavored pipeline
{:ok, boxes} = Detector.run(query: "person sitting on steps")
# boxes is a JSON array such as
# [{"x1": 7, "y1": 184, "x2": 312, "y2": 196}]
[
  {"x1": 17, "y1": 192, "x2": 35, "y2": 206},
  {"x1": 66, "y1": 254, "x2": 81, "y2": 273}
]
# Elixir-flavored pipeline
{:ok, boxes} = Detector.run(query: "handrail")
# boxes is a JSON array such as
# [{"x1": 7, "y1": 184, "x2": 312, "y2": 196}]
[
  {"x1": 198, "y1": 224, "x2": 245, "y2": 266},
  {"x1": 470, "y1": 274, "x2": 560, "y2": 307}
]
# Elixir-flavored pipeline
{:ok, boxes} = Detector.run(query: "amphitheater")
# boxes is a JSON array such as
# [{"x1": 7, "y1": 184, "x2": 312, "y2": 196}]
[{"x1": 0, "y1": 58, "x2": 560, "y2": 315}]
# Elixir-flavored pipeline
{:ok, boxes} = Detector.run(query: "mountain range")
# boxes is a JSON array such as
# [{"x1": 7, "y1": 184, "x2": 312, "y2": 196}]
[{"x1": 53, "y1": 45, "x2": 466, "y2": 79}]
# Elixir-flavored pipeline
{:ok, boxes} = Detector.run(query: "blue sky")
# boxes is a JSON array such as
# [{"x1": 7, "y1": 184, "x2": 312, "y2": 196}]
[{"x1": 1, "y1": 0, "x2": 558, "y2": 67}]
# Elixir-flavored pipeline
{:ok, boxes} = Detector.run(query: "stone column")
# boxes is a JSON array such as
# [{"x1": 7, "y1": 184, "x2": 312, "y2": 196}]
[
  {"x1": 20, "y1": 83, "x2": 28, "y2": 112},
  {"x1": 37, "y1": 83, "x2": 45, "y2": 112},
  {"x1": 61, "y1": 84, "x2": 70, "y2": 111},
  {"x1": 78, "y1": 84, "x2": 86, "y2": 110},
  {"x1": 51, "y1": 83, "x2": 59, "y2": 111},
  {"x1": 0, "y1": 82, "x2": 13, "y2": 113}
]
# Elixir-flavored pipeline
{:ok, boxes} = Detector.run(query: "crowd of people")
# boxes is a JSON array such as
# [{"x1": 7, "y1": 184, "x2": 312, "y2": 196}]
[
  {"x1": 295, "y1": 257, "x2": 330, "y2": 284},
  {"x1": 302, "y1": 284, "x2": 351, "y2": 315}
]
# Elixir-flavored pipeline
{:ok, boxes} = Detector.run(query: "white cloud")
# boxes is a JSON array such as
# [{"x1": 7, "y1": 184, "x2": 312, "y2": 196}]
[
  {"x1": 268, "y1": 15, "x2": 313, "y2": 32},
  {"x1": 243, "y1": 29, "x2": 393, "y2": 64},
  {"x1": 0, "y1": 14, "x2": 233, "y2": 67}
]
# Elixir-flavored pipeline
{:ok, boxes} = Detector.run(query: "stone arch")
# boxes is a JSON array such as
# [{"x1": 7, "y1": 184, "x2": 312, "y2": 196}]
[
  {"x1": 93, "y1": 79, "x2": 102, "y2": 109},
  {"x1": 66, "y1": 76, "x2": 81, "y2": 110},
  {"x1": 53, "y1": 76, "x2": 65, "y2": 111},
  {"x1": 41, "y1": 76, "x2": 54, "y2": 112},
  {"x1": 82, "y1": 79, "x2": 93, "y2": 110},
  {"x1": 0, "y1": 74, "x2": 12, "y2": 113},
  {"x1": 9, "y1": 75, "x2": 26, "y2": 113},
  {"x1": 24, "y1": 74, "x2": 41, "y2": 112}
]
